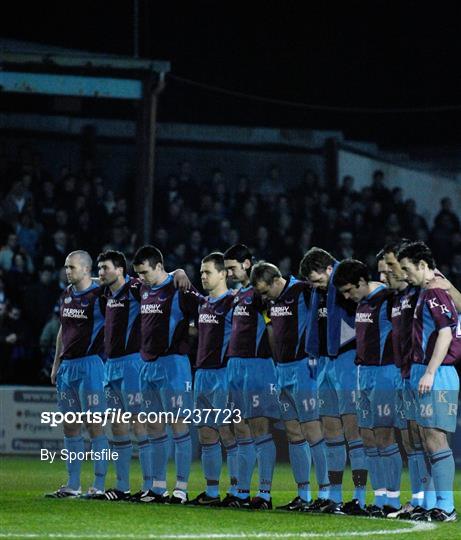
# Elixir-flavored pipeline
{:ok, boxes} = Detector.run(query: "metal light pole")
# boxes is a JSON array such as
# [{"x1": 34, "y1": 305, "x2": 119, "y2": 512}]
[{"x1": 133, "y1": 0, "x2": 139, "y2": 58}]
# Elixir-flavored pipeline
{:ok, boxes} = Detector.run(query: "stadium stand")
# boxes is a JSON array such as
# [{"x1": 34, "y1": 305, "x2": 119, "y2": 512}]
[{"x1": 0, "y1": 144, "x2": 460, "y2": 384}]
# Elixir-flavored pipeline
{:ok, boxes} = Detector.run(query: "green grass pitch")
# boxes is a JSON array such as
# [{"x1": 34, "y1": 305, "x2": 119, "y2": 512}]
[{"x1": 0, "y1": 456, "x2": 459, "y2": 539}]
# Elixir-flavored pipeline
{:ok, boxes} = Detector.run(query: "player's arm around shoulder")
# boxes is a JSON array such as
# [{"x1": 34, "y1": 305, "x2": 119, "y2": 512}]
[
  {"x1": 171, "y1": 268, "x2": 191, "y2": 291},
  {"x1": 128, "y1": 277, "x2": 143, "y2": 302},
  {"x1": 180, "y1": 283, "x2": 205, "y2": 317}
]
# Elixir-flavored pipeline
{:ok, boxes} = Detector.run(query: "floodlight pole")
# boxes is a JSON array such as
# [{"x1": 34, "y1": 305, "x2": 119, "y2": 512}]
[
  {"x1": 133, "y1": 0, "x2": 139, "y2": 58},
  {"x1": 136, "y1": 72, "x2": 166, "y2": 244},
  {"x1": 0, "y1": 43, "x2": 170, "y2": 249}
]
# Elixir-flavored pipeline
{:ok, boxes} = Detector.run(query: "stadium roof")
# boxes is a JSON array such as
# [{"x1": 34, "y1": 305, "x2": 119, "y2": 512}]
[
  {"x1": 0, "y1": 38, "x2": 170, "y2": 74},
  {"x1": 0, "y1": 39, "x2": 170, "y2": 100}
]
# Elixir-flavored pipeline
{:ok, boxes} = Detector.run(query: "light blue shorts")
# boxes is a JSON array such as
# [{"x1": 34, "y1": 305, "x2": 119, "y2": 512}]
[
  {"x1": 402, "y1": 377, "x2": 416, "y2": 422},
  {"x1": 277, "y1": 358, "x2": 318, "y2": 423},
  {"x1": 140, "y1": 354, "x2": 193, "y2": 417},
  {"x1": 410, "y1": 363, "x2": 459, "y2": 433},
  {"x1": 357, "y1": 363, "x2": 400, "y2": 429},
  {"x1": 227, "y1": 357, "x2": 280, "y2": 420},
  {"x1": 317, "y1": 349, "x2": 358, "y2": 417},
  {"x1": 56, "y1": 355, "x2": 106, "y2": 414},
  {"x1": 194, "y1": 367, "x2": 230, "y2": 427},
  {"x1": 105, "y1": 353, "x2": 143, "y2": 414},
  {"x1": 394, "y1": 374, "x2": 407, "y2": 430}
]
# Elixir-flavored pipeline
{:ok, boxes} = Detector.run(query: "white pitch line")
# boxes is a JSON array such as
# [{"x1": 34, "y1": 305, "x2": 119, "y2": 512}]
[{"x1": 0, "y1": 521, "x2": 437, "y2": 539}]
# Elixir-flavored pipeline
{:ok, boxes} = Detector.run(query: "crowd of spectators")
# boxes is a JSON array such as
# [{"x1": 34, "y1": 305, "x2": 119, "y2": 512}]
[
  {"x1": 154, "y1": 164, "x2": 461, "y2": 285},
  {"x1": 1, "y1": 145, "x2": 460, "y2": 385}
]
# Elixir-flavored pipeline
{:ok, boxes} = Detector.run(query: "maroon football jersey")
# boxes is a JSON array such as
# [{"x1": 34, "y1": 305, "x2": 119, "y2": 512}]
[
  {"x1": 60, "y1": 282, "x2": 106, "y2": 360},
  {"x1": 103, "y1": 276, "x2": 142, "y2": 359},
  {"x1": 355, "y1": 285, "x2": 394, "y2": 366},
  {"x1": 227, "y1": 285, "x2": 271, "y2": 359},
  {"x1": 139, "y1": 275, "x2": 202, "y2": 361},
  {"x1": 196, "y1": 290, "x2": 235, "y2": 369},
  {"x1": 268, "y1": 277, "x2": 312, "y2": 363},
  {"x1": 412, "y1": 287, "x2": 461, "y2": 366}
]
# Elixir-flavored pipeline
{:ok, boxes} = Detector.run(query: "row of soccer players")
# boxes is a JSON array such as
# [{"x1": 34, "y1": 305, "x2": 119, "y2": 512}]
[{"x1": 46, "y1": 240, "x2": 460, "y2": 521}]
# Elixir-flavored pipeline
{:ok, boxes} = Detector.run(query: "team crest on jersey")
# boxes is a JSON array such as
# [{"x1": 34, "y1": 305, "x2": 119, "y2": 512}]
[
  {"x1": 64, "y1": 296, "x2": 72, "y2": 304},
  {"x1": 142, "y1": 292, "x2": 149, "y2": 300}
]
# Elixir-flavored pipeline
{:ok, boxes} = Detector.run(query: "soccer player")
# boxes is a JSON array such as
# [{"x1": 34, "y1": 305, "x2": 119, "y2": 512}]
[
  {"x1": 224, "y1": 244, "x2": 280, "y2": 509},
  {"x1": 385, "y1": 241, "x2": 461, "y2": 519},
  {"x1": 379, "y1": 242, "x2": 431, "y2": 519},
  {"x1": 333, "y1": 259, "x2": 401, "y2": 517},
  {"x1": 398, "y1": 241, "x2": 460, "y2": 522},
  {"x1": 95, "y1": 250, "x2": 151, "y2": 501},
  {"x1": 47, "y1": 250, "x2": 109, "y2": 498},
  {"x1": 133, "y1": 245, "x2": 201, "y2": 504},
  {"x1": 97, "y1": 250, "x2": 190, "y2": 502},
  {"x1": 251, "y1": 262, "x2": 329, "y2": 511},
  {"x1": 189, "y1": 252, "x2": 238, "y2": 506},
  {"x1": 299, "y1": 248, "x2": 367, "y2": 515}
]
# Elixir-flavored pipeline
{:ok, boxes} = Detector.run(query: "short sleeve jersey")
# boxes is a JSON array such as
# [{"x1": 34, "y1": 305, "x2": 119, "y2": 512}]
[
  {"x1": 104, "y1": 276, "x2": 142, "y2": 359},
  {"x1": 227, "y1": 285, "x2": 271, "y2": 359},
  {"x1": 59, "y1": 282, "x2": 106, "y2": 360},
  {"x1": 268, "y1": 277, "x2": 311, "y2": 363},
  {"x1": 196, "y1": 290, "x2": 235, "y2": 369},
  {"x1": 139, "y1": 275, "x2": 202, "y2": 361},
  {"x1": 355, "y1": 285, "x2": 394, "y2": 366},
  {"x1": 412, "y1": 287, "x2": 461, "y2": 366}
]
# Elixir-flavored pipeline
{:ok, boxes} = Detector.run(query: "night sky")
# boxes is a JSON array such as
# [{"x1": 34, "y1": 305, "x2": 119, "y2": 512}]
[{"x1": 2, "y1": 1, "x2": 461, "y2": 149}]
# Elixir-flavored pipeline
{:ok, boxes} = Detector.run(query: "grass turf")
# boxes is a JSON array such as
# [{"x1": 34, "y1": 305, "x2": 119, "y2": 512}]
[{"x1": 0, "y1": 456, "x2": 459, "y2": 539}]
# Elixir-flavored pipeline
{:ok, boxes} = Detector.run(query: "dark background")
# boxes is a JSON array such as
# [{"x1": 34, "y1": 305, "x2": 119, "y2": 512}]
[
  {"x1": 1, "y1": 1, "x2": 460, "y2": 388},
  {"x1": 2, "y1": 1, "x2": 460, "y2": 149}
]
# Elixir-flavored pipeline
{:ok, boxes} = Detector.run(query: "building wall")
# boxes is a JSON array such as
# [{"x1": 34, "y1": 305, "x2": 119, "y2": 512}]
[{"x1": 338, "y1": 148, "x2": 461, "y2": 225}]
